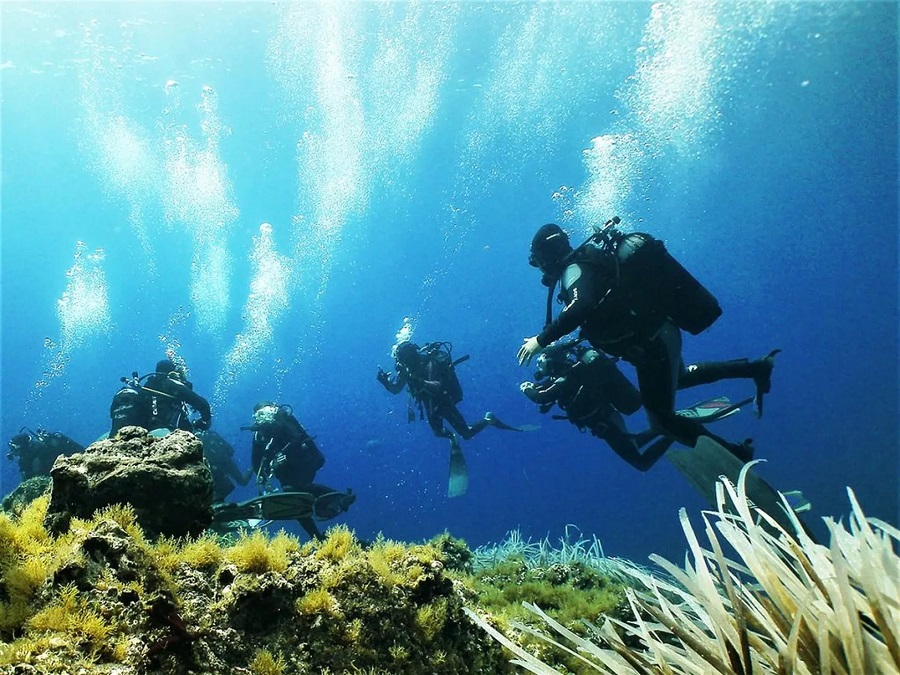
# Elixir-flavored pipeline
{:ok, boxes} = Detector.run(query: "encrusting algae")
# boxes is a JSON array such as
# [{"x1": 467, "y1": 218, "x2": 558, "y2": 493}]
[{"x1": 0, "y1": 495, "x2": 522, "y2": 673}]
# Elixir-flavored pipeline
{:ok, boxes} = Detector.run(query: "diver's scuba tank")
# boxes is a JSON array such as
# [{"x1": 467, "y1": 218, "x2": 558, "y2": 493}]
[
  {"x1": 562, "y1": 217, "x2": 721, "y2": 337},
  {"x1": 109, "y1": 373, "x2": 150, "y2": 435},
  {"x1": 611, "y1": 231, "x2": 722, "y2": 335}
]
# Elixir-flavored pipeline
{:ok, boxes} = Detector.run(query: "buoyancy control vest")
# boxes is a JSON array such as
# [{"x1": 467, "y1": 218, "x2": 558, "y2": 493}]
[
  {"x1": 422, "y1": 342, "x2": 467, "y2": 404},
  {"x1": 253, "y1": 407, "x2": 325, "y2": 484},
  {"x1": 109, "y1": 371, "x2": 194, "y2": 435},
  {"x1": 545, "y1": 218, "x2": 722, "y2": 350},
  {"x1": 402, "y1": 342, "x2": 468, "y2": 406}
]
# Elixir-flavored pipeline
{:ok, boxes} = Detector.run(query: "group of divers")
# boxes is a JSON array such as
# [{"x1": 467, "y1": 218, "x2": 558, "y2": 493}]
[{"x1": 7, "y1": 218, "x2": 804, "y2": 541}]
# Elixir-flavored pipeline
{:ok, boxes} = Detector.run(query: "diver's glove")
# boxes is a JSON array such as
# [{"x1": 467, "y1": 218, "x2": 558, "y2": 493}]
[
  {"x1": 376, "y1": 367, "x2": 389, "y2": 384},
  {"x1": 272, "y1": 452, "x2": 287, "y2": 469},
  {"x1": 194, "y1": 419, "x2": 211, "y2": 431},
  {"x1": 519, "y1": 381, "x2": 538, "y2": 401}
]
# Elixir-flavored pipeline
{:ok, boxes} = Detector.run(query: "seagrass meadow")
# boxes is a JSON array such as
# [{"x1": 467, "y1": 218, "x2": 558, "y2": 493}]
[
  {"x1": 469, "y1": 474, "x2": 900, "y2": 675},
  {"x1": 1, "y1": 469, "x2": 897, "y2": 675}
]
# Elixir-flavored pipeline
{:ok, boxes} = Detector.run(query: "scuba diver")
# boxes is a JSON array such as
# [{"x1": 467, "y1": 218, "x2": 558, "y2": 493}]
[
  {"x1": 377, "y1": 341, "x2": 522, "y2": 442},
  {"x1": 237, "y1": 401, "x2": 355, "y2": 540},
  {"x1": 108, "y1": 358, "x2": 212, "y2": 437},
  {"x1": 377, "y1": 340, "x2": 529, "y2": 496},
  {"x1": 520, "y1": 339, "x2": 753, "y2": 471},
  {"x1": 198, "y1": 430, "x2": 253, "y2": 503},
  {"x1": 7, "y1": 428, "x2": 84, "y2": 480},
  {"x1": 517, "y1": 220, "x2": 779, "y2": 464}
]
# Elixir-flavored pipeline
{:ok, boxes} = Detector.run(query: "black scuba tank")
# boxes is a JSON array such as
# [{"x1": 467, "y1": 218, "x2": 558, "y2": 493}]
[
  {"x1": 109, "y1": 386, "x2": 150, "y2": 435},
  {"x1": 614, "y1": 233, "x2": 722, "y2": 335}
]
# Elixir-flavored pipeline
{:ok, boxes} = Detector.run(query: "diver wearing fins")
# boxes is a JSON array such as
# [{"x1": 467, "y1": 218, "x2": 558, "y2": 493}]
[
  {"x1": 521, "y1": 339, "x2": 755, "y2": 471},
  {"x1": 517, "y1": 220, "x2": 779, "y2": 464},
  {"x1": 377, "y1": 340, "x2": 533, "y2": 497},
  {"x1": 245, "y1": 401, "x2": 355, "y2": 540},
  {"x1": 377, "y1": 340, "x2": 523, "y2": 444}
]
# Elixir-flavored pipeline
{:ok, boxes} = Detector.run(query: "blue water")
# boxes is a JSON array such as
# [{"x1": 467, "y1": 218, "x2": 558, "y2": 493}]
[{"x1": 1, "y1": 2, "x2": 896, "y2": 564}]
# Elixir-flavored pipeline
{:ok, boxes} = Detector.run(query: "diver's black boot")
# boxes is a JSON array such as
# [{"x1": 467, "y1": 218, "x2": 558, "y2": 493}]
[
  {"x1": 749, "y1": 349, "x2": 781, "y2": 417},
  {"x1": 680, "y1": 349, "x2": 781, "y2": 417}
]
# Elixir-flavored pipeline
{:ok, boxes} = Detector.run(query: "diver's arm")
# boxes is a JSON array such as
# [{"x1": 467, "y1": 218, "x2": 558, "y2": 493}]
[
  {"x1": 377, "y1": 367, "x2": 407, "y2": 395},
  {"x1": 250, "y1": 435, "x2": 266, "y2": 473},
  {"x1": 174, "y1": 382, "x2": 212, "y2": 425},
  {"x1": 536, "y1": 263, "x2": 600, "y2": 347},
  {"x1": 520, "y1": 378, "x2": 565, "y2": 405}
]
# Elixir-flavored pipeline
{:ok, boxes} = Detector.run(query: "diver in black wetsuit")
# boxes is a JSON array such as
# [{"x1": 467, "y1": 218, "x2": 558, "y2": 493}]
[
  {"x1": 377, "y1": 341, "x2": 503, "y2": 445},
  {"x1": 198, "y1": 430, "x2": 253, "y2": 502},
  {"x1": 7, "y1": 428, "x2": 84, "y2": 479},
  {"x1": 109, "y1": 359, "x2": 212, "y2": 436},
  {"x1": 248, "y1": 401, "x2": 354, "y2": 540},
  {"x1": 517, "y1": 222, "x2": 779, "y2": 463},
  {"x1": 520, "y1": 341, "x2": 672, "y2": 471}
]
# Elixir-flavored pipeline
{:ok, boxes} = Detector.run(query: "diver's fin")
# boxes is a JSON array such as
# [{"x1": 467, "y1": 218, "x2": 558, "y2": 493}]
[
  {"x1": 212, "y1": 492, "x2": 317, "y2": 523},
  {"x1": 633, "y1": 396, "x2": 754, "y2": 450},
  {"x1": 485, "y1": 413, "x2": 540, "y2": 432},
  {"x1": 246, "y1": 518, "x2": 273, "y2": 528},
  {"x1": 667, "y1": 436, "x2": 806, "y2": 538},
  {"x1": 312, "y1": 490, "x2": 357, "y2": 521},
  {"x1": 447, "y1": 441, "x2": 468, "y2": 498},
  {"x1": 257, "y1": 492, "x2": 317, "y2": 520},
  {"x1": 677, "y1": 396, "x2": 754, "y2": 423}
]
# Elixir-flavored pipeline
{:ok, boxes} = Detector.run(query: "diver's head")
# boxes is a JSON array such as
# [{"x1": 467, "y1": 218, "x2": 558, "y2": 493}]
[
  {"x1": 155, "y1": 359, "x2": 183, "y2": 380},
  {"x1": 529, "y1": 224, "x2": 573, "y2": 285},
  {"x1": 252, "y1": 401, "x2": 281, "y2": 427},
  {"x1": 534, "y1": 349, "x2": 573, "y2": 380},
  {"x1": 394, "y1": 341, "x2": 419, "y2": 369},
  {"x1": 7, "y1": 432, "x2": 32, "y2": 460}
]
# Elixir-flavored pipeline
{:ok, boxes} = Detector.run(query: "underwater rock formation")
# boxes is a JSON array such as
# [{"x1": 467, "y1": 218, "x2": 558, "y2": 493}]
[
  {"x1": 42, "y1": 427, "x2": 214, "y2": 539},
  {"x1": 0, "y1": 501, "x2": 518, "y2": 674},
  {"x1": 1, "y1": 476, "x2": 51, "y2": 516}
]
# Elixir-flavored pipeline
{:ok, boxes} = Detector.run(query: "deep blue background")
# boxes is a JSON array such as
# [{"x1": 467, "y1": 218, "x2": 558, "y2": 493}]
[{"x1": 2, "y1": 2, "x2": 897, "y2": 564}]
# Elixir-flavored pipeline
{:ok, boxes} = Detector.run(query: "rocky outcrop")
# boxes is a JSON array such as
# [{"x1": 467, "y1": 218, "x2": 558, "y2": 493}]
[
  {"x1": 43, "y1": 426, "x2": 214, "y2": 539},
  {"x1": 1, "y1": 475, "x2": 51, "y2": 515}
]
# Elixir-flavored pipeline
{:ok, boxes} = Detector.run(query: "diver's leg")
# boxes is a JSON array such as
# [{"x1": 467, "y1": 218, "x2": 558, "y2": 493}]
[
  {"x1": 634, "y1": 324, "x2": 683, "y2": 438},
  {"x1": 635, "y1": 325, "x2": 753, "y2": 462},
  {"x1": 427, "y1": 410, "x2": 454, "y2": 440},
  {"x1": 298, "y1": 516, "x2": 323, "y2": 541},
  {"x1": 678, "y1": 349, "x2": 781, "y2": 415},
  {"x1": 442, "y1": 405, "x2": 490, "y2": 440},
  {"x1": 596, "y1": 411, "x2": 668, "y2": 472}
]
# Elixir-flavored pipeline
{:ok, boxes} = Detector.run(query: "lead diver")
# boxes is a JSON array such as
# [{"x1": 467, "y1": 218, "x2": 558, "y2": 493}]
[{"x1": 517, "y1": 219, "x2": 779, "y2": 464}]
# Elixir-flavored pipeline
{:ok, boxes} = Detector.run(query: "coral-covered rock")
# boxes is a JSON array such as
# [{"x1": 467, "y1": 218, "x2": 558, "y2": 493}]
[
  {"x1": 43, "y1": 427, "x2": 213, "y2": 539},
  {"x1": 1, "y1": 475, "x2": 51, "y2": 515}
]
